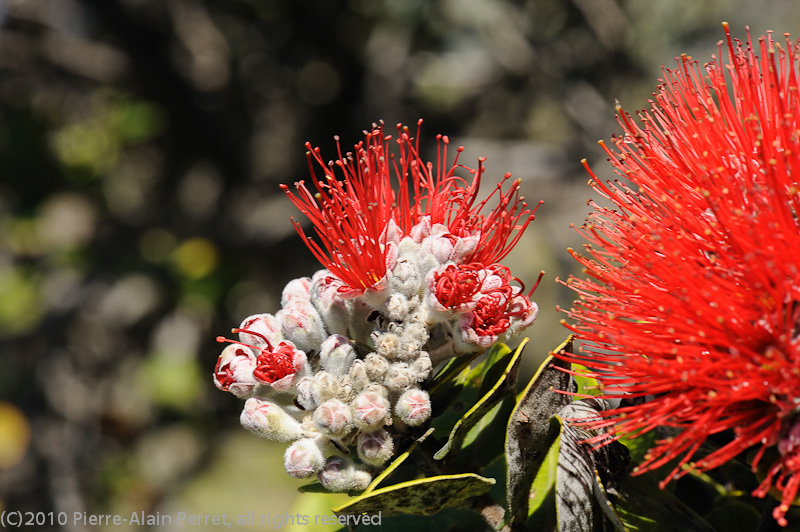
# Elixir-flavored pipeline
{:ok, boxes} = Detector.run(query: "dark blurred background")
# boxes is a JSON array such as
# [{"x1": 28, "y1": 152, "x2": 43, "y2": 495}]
[{"x1": 0, "y1": 1, "x2": 798, "y2": 530}]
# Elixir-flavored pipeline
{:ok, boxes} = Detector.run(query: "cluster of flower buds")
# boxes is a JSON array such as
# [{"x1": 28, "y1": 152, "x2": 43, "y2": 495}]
[
  {"x1": 214, "y1": 217, "x2": 537, "y2": 489},
  {"x1": 214, "y1": 121, "x2": 539, "y2": 490}
]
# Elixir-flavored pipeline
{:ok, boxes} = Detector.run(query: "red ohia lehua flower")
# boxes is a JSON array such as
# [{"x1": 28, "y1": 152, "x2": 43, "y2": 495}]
[
  {"x1": 559, "y1": 24, "x2": 800, "y2": 526},
  {"x1": 281, "y1": 120, "x2": 540, "y2": 296}
]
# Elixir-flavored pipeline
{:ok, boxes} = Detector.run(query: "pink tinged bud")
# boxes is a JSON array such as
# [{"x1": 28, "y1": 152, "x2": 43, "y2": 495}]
[
  {"x1": 319, "y1": 334, "x2": 356, "y2": 376},
  {"x1": 420, "y1": 226, "x2": 479, "y2": 265},
  {"x1": 504, "y1": 296, "x2": 538, "y2": 336},
  {"x1": 313, "y1": 398, "x2": 354, "y2": 438},
  {"x1": 396, "y1": 389, "x2": 431, "y2": 426},
  {"x1": 310, "y1": 270, "x2": 352, "y2": 336},
  {"x1": 373, "y1": 331, "x2": 401, "y2": 360},
  {"x1": 280, "y1": 276, "x2": 312, "y2": 307},
  {"x1": 384, "y1": 362, "x2": 415, "y2": 392},
  {"x1": 409, "y1": 216, "x2": 432, "y2": 243},
  {"x1": 277, "y1": 300, "x2": 327, "y2": 353},
  {"x1": 238, "y1": 313, "x2": 283, "y2": 348},
  {"x1": 351, "y1": 386, "x2": 390, "y2": 430},
  {"x1": 311, "y1": 371, "x2": 341, "y2": 405},
  {"x1": 318, "y1": 456, "x2": 372, "y2": 492},
  {"x1": 284, "y1": 437, "x2": 326, "y2": 478},
  {"x1": 357, "y1": 429, "x2": 394, "y2": 466},
  {"x1": 213, "y1": 344, "x2": 258, "y2": 397},
  {"x1": 364, "y1": 353, "x2": 390, "y2": 381},
  {"x1": 382, "y1": 218, "x2": 402, "y2": 247},
  {"x1": 240, "y1": 397, "x2": 302, "y2": 441}
]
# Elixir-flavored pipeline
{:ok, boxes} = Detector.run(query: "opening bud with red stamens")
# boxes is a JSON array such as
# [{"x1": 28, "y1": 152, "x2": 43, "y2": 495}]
[{"x1": 213, "y1": 344, "x2": 257, "y2": 397}]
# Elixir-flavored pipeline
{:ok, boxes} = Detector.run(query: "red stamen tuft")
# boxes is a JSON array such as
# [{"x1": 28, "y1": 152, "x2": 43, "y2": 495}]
[{"x1": 282, "y1": 121, "x2": 538, "y2": 294}]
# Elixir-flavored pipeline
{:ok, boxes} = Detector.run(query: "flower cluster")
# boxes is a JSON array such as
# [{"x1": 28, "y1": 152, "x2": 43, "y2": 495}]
[
  {"x1": 214, "y1": 121, "x2": 539, "y2": 490},
  {"x1": 560, "y1": 24, "x2": 800, "y2": 526}
]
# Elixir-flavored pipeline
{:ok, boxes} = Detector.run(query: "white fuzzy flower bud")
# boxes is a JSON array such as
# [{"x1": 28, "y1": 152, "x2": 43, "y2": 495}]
[
  {"x1": 337, "y1": 375, "x2": 355, "y2": 403},
  {"x1": 276, "y1": 300, "x2": 327, "y2": 353},
  {"x1": 384, "y1": 362, "x2": 415, "y2": 392},
  {"x1": 357, "y1": 429, "x2": 394, "y2": 466},
  {"x1": 319, "y1": 334, "x2": 356, "y2": 376},
  {"x1": 364, "y1": 353, "x2": 390, "y2": 381},
  {"x1": 373, "y1": 331, "x2": 401, "y2": 360},
  {"x1": 281, "y1": 277, "x2": 312, "y2": 307},
  {"x1": 351, "y1": 385, "x2": 390, "y2": 430},
  {"x1": 295, "y1": 376, "x2": 316, "y2": 410},
  {"x1": 411, "y1": 352, "x2": 432, "y2": 381},
  {"x1": 284, "y1": 437, "x2": 326, "y2": 478},
  {"x1": 310, "y1": 270, "x2": 351, "y2": 336},
  {"x1": 318, "y1": 456, "x2": 372, "y2": 492},
  {"x1": 397, "y1": 321, "x2": 429, "y2": 360},
  {"x1": 389, "y1": 257, "x2": 421, "y2": 298},
  {"x1": 348, "y1": 359, "x2": 369, "y2": 392},
  {"x1": 313, "y1": 398, "x2": 354, "y2": 438},
  {"x1": 395, "y1": 389, "x2": 431, "y2": 426},
  {"x1": 384, "y1": 293, "x2": 411, "y2": 321},
  {"x1": 240, "y1": 397, "x2": 302, "y2": 441},
  {"x1": 237, "y1": 313, "x2": 283, "y2": 348},
  {"x1": 311, "y1": 371, "x2": 341, "y2": 405}
]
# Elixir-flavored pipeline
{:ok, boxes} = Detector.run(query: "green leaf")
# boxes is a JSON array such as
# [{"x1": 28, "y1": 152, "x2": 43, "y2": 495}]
[
  {"x1": 610, "y1": 471, "x2": 716, "y2": 532},
  {"x1": 572, "y1": 363, "x2": 603, "y2": 397},
  {"x1": 362, "y1": 428, "x2": 435, "y2": 494},
  {"x1": 433, "y1": 341, "x2": 523, "y2": 460},
  {"x1": 617, "y1": 429, "x2": 658, "y2": 466},
  {"x1": 528, "y1": 427, "x2": 559, "y2": 518},
  {"x1": 505, "y1": 336, "x2": 574, "y2": 529},
  {"x1": 332, "y1": 473, "x2": 496, "y2": 517},
  {"x1": 428, "y1": 352, "x2": 480, "y2": 432},
  {"x1": 459, "y1": 394, "x2": 517, "y2": 468},
  {"x1": 703, "y1": 498, "x2": 760, "y2": 532}
]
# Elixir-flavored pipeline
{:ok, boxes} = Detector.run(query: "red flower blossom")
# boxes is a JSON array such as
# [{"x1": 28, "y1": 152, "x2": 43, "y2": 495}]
[
  {"x1": 281, "y1": 120, "x2": 539, "y2": 295},
  {"x1": 430, "y1": 262, "x2": 540, "y2": 349},
  {"x1": 217, "y1": 326, "x2": 306, "y2": 391},
  {"x1": 559, "y1": 24, "x2": 800, "y2": 526},
  {"x1": 253, "y1": 344, "x2": 296, "y2": 384}
]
